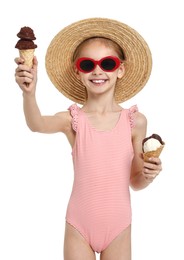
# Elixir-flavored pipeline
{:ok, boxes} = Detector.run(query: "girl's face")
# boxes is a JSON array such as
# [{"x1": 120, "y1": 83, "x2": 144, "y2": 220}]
[{"x1": 74, "y1": 40, "x2": 125, "y2": 99}]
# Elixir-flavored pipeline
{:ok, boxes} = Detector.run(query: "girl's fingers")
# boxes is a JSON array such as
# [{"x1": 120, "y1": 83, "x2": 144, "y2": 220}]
[{"x1": 14, "y1": 57, "x2": 25, "y2": 65}]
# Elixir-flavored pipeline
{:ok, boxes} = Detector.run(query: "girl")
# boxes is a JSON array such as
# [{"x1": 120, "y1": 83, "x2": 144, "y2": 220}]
[{"x1": 15, "y1": 18, "x2": 162, "y2": 260}]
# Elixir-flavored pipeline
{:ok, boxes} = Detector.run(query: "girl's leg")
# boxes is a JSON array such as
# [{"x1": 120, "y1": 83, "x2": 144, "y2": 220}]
[
  {"x1": 64, "y1": 222, "x2": 96, "y2": 260},
  {"x1": 100, "y1": 225, "x2": 131, "y2": 260}
]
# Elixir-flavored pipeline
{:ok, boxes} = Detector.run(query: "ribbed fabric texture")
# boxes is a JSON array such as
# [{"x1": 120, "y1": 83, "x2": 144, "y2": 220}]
[{"x1": 66, "y1": 104, "x2": 137, "y2": 253}]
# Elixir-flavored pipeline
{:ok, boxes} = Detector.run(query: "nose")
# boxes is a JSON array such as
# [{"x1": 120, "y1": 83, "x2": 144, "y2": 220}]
[{"x1": 92, "y1": 64, "x2": 103, "y2": 74}]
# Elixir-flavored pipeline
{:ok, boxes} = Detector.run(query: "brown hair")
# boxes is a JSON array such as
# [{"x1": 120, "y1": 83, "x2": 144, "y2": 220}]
[{"x1": 73, "y1": 37, "x2": 126, "y2": 62}]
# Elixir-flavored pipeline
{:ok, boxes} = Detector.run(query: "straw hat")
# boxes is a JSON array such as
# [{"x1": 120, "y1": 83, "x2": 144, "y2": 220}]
[{"x1": 45, "y1": 17, "x2": 152, "y2": 104}]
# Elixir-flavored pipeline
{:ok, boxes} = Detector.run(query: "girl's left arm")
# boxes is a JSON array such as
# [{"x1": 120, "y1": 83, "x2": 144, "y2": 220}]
[{"x1": 130, "y1": 112, "x2": 162, "y2": 191}]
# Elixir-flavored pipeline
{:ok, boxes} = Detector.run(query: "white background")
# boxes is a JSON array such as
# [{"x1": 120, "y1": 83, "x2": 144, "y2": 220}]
[{"x1": 0, "y1": 0, "x2": 183, "y2": 259}]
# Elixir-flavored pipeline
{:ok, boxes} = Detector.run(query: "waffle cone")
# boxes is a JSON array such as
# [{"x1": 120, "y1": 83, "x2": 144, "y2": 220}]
[
  {"x1": 143, "y1": 145, "x2": 164, "y2": 162},
  {"x1": 19, "y1": 49, "x2": 35, "y2": 68}
]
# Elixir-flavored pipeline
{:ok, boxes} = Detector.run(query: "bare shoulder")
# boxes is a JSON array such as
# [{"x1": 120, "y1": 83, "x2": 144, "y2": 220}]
[
  {"x1": 54, "y1": 110, "x2": 72, "y2": 133},
  {"x1": 134, "y1": 111, "x2": 147, "y2": 128},
  {"x1": 132, "y1": 111, "x2": 147, "y2": 140},
  {"x1": 55, "y1": 110, "x2": 71, "y2": 119}
]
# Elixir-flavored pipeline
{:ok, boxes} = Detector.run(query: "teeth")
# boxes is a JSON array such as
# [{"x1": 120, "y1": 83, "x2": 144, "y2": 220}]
[{"x1": 91, "y1": 80, "x2": 105, "y2": 83}]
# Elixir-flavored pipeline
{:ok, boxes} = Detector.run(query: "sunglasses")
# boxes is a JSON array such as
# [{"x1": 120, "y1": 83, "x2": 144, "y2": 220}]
[{"x1": 76, "y1": 56, "x2": 121, "y2": 73}]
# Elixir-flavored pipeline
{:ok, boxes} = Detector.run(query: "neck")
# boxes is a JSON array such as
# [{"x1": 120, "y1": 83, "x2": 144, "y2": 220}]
[{"x1": 83, "y1": 92, "x2": 120, "y2": 113}]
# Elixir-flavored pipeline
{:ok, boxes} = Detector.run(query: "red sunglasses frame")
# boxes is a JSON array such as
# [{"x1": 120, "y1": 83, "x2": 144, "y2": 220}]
[{"x1": 75, "y1": 56, "x2": 121, "y2": 73}]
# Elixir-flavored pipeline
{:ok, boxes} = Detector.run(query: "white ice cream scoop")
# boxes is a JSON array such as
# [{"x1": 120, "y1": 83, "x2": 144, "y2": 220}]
[{"x1": 143, "y1": 138, "x2": 161, "y2": 152}]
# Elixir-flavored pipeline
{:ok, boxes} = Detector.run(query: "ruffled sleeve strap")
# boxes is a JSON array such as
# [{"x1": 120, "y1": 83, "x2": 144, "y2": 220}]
[
  {"x1": 68, "y1": 103, "x2": 79, "y2": 132},
  {"x1": 128, "y1": 105, "x2": 138, "y2": 128}
]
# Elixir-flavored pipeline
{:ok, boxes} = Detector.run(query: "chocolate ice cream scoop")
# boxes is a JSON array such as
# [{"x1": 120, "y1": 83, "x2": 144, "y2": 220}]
[
  {"x1": 17, "y1": 26, "x2": 36, "y2": 40},
  {"x1": 15, "y1": 39, "x2": 37, "y2": 50}
]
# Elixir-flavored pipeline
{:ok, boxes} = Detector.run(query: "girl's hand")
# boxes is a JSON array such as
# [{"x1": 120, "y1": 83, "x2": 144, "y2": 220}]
[
  {"x1": 14, "y1": 56, "x2": 38, "y2": 95},
  {"x1": 143, "y1": 157, "x2": 162, "y2": 183}
]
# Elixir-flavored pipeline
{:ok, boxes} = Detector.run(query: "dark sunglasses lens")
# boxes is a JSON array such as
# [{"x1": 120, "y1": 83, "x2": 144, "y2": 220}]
[
  {"x1": 80, "y1": 60, "x2": 95, "y2": 72},
  {"x1": 101, "y1": 58, "x2": 116, "y2": 70}
]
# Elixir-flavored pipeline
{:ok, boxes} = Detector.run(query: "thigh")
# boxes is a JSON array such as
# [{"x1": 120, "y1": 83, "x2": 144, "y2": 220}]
[
  {"x1": 100, "y1": 225, "x2": 131, "y2": 260},
  {"x1": 64, "y1": 222, "x2": 96, "y2": 260}
]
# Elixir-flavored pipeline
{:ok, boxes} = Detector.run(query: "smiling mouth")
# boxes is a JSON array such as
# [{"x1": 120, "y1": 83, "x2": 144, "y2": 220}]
[{"x1": 90, "y1": 79, "x2": 107, "y2": 84}]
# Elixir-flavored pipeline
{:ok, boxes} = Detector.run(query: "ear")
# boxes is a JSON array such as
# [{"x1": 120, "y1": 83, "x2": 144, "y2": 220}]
[
  {"x1": 73, "y1": 64, "x2": 81, "y2": 80},
  {"x1": 117, "y1": 63, "x2": 125, "y2": 79}
]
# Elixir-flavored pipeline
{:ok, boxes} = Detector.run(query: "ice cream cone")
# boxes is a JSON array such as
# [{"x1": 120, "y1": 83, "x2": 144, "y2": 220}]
[
  {"x1": 143, "y1": 145, "x2": 164, "y2": 162},
  {"x1": 19, "y1": 49, "x2": 35, "y2": 68}
]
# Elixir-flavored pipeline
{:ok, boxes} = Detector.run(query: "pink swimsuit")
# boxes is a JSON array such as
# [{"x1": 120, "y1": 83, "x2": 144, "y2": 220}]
[{"x1": 66, "y1": 103, "x2": 138, "y2": 253}]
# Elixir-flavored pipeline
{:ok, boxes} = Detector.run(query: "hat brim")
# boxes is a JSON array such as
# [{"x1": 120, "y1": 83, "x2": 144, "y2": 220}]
[{"x1": 45, "y1": 17, "x2": 152, "y2": 104}]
